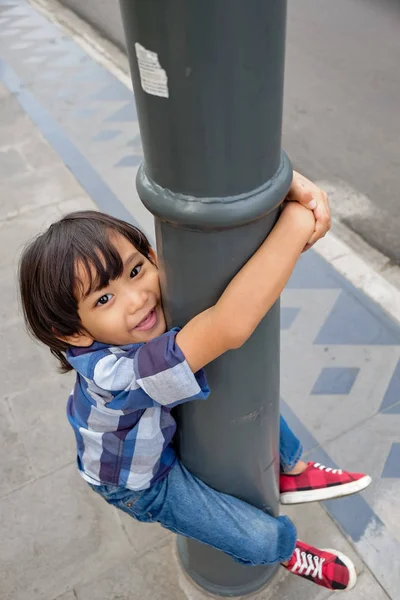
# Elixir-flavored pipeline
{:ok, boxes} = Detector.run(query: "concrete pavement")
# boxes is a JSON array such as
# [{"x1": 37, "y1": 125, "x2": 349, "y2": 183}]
[{"x1": 0, "y1": 1, "x2": 399, "y2": 599}]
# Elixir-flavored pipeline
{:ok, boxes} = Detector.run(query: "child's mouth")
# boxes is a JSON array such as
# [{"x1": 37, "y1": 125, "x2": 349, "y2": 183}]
[{"x1": 135, "y1": 308, "x2": 157, "y2": 331}]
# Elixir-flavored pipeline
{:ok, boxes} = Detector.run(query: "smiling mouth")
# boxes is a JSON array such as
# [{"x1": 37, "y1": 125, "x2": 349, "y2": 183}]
[{"x1": 134, "y1": 308, "x2": 157, "y2": 331}]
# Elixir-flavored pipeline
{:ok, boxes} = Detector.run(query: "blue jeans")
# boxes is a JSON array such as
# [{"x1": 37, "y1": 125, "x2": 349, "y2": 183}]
[{"x1": 90, "y1": 416, "x2": 301, "y2": 566}]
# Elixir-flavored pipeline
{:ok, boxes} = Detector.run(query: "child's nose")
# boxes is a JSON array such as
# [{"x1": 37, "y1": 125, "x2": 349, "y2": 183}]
[{"x1": 126, "y1": 288, "x2": 147, "y2": 312}]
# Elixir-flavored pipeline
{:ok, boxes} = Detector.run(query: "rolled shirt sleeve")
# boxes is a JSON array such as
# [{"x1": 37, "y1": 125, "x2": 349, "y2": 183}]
[{"x1": 134, "y1": 328, "x2": 210, "y2": 407}]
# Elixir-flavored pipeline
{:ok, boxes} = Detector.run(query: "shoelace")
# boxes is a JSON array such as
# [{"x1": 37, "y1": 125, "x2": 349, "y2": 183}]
[
  {"x1": 314, "y1": 462, "x2": 342, "y2": 475},
  {"x1": 291, "y1": 548, "x2": 325, "y2": 579}
]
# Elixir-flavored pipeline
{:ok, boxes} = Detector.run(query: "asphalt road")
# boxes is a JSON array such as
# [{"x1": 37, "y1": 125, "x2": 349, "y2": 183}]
[
  {"x1": 60, "y1": 0, "x2": 400, "y2": 263},
  {"x1": 284, "y1": 0, "x2": 400, "y2": 263}
]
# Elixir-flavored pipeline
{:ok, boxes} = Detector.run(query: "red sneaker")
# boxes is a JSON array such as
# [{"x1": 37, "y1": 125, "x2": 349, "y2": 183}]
[
  {"x1": 283, "y1": 541, "x2": 357, "y2": 591},
  {"x1": 280, "y1": 462, "x2": 371, "y2": 505}
]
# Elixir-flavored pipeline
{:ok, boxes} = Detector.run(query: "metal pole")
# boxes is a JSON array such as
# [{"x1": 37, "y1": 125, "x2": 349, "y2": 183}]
[{"x1": 119, "y1": 1, "x2": 292, "y2": 595}]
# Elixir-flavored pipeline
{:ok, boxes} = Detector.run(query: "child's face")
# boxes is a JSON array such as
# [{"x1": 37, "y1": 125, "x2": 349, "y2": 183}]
[{"x1": 72, "y1": 233, "x2": 167, "y2": 347}]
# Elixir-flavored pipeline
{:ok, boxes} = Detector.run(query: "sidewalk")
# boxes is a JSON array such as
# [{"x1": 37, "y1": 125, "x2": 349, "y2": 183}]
[{"x1": 0, "y1": 1, "x2": 399, "y2": 599}]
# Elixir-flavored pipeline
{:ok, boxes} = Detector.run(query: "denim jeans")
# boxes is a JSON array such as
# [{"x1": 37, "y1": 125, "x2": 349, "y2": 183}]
[{"x1": 90, "y1": 415, "x2": 301, "y2": 566}]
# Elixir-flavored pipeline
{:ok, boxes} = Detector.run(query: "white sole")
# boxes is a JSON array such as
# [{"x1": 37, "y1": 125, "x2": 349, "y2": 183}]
[
  {"x1": 280, "y1": 475, "x2": 372, "y2": 505},
  {"x1": 322, "y1": 549, "x2": 357, "y2": 591}
]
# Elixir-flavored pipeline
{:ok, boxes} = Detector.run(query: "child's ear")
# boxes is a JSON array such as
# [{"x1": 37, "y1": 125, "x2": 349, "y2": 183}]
[
  {"x1": 149, "y1": 248, "x2": 158, "y2": 266},
  {"x1": 53, "y1": 328, "x2": 94, "y2": 348}
]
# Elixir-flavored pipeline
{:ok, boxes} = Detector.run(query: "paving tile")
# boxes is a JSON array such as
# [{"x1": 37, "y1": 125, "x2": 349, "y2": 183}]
[
  {"x1": 0, "y1": 147, "x2": 29, "y2": 178},
  {"x1": 1, "y1": 163, "x2": 86, "y2": 219},
  {"x1": 9, "y1": 372, "x2": 75, "y2": 431},
  {"x1": 0, "y1": 393, "x2": 16, "y2": 440},
  {"x1": 0, "y1": 264, "x2": 22, "y2": 325},
  {"x1": 0, "y1": 464, "x2": 133, "y2": 600},
  {"x1": 56, "y1": 195, "x2": 97, "y2": 215},
  {"x1": 0, "y1": 93, "x2": 34, "y2": 145},
  {"x1": 117, "y1": 508, "x2": 172, "y2": 553},
  {"x1": 0, "y1": 400, "x2": 34, "y2": 497},
  {"x1": 0, "y1": 436, "x2": 34, "y2": 498},
  {"x1": 0, "y1": 203, "x2": 68, "y2": 270},
  {"x1": 18, "y1": 133, "x2": 67, "y2": 171},
  {"x1": 0, "y1": 320, "x2": 49, "y2": 397},
  {"x1": 13, "y1": 387, "x2": 76, "y2": 478},
  {"x1": 75, "y1": 539, "x2": 188, "y2": 600}
]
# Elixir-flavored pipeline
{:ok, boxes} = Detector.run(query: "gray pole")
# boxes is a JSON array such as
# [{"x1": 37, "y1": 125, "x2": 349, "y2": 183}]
[{"x1": 119, "y1": 0, "x2": 292, "y2": 596}]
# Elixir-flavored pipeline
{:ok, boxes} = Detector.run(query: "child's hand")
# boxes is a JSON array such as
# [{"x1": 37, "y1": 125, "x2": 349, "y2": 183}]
[
  {"x1": 281, "y1": 201, "x2": 316, "y2": 252},
  {"x1": 286, "y1": 171, "x2": 331, "y2": 251}
]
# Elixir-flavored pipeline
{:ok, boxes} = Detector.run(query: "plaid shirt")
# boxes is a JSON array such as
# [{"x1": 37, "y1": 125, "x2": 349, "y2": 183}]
[{"x1": 66, "y1": 328, "x2": 210, "y2": 490}]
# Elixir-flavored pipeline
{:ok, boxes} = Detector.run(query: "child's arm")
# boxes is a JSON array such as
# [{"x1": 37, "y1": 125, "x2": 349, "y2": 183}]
[{"x1": 176, "y1": 202, "x2": 315, "y2": 373}]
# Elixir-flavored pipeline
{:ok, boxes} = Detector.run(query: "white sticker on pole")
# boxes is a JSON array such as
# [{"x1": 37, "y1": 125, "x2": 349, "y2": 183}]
[{"x1": 135, "y1": 43, "x2": 169, "y2": 98}]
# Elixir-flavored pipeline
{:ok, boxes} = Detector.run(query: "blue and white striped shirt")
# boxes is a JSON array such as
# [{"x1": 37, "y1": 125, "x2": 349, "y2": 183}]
[{"x1": 66, "y1": 328, "x2": 210, "y2": 490}]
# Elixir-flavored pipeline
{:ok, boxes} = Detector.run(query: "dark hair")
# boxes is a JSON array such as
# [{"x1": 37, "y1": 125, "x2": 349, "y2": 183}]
[{"x1": 19, "y1": 210, "x2": 153, "y2": 373}]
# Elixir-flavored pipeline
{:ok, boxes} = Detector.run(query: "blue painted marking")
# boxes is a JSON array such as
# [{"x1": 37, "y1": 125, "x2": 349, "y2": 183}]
[
  {"x1": 0, "y1": 59, "x2": 149, "y2": 240},
  {"x1": 315, "y1": 291, "x2": 400, "y2": 346},
  {"x1": 289, "y1": 248, "x2": 400, "y2": 348},
  {"x1": 90, "y1": 82, "x2": 132, "y2": 103},
  {"x1": 106, "y1": 103, "x2": 137, "y2": 122},
  {"x1": 380, "y1": 360, "x2": 400, "y2": 412},
  {"x1": 287, "y1": 251, "x2": 341, "y2": 289},
  {"x1": 382, "y1": 402, "x2": 400, "y2": 415},
  {"x1": 324, "y1": 493, "x2": 386, "y2": 543},
  {"x1": 280, "y1": 307, "x2": 300, "y2": 330},
  {"x1": 115, "y1": 154, "x2": 141, "y2": 168},
  {"x1": 280, "y1": 400, "x2": 319, "y2": 454},
  {"x1": 126, "y1": 134, "x2": 142, "y2": 147},
  {"x1": 92, "y1": 130, "x2": 121, "y2": 142},
  {"x1": 382, "y1": 443, "x2": 400, "y2": 478},
  {"x1": 311, "y1": 367, "x2": 359, "y2": 395},
  {"x1": 75, "y1": 107, "x2": 97, "y2": 119},
  {"x1": 74, "y1": 68, "x2": 107, "y2": 83}
]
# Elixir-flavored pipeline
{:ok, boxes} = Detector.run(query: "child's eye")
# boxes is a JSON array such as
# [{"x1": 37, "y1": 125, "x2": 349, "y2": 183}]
[
  {"x1": 96, "y1": 293, "x2": 113, "y2": 307},
  {"x1": 130, "y1": 264, "x2": 142, "y2": 278}
]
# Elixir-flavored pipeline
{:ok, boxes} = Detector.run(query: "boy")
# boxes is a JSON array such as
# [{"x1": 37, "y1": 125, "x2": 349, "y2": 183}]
[{"x1": 19, "y1": 191, "x2": 370, "y2": 592}]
